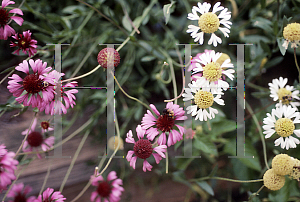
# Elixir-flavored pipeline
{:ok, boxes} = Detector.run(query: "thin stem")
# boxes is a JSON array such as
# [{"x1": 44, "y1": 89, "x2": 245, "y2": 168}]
[
  {"x1": 59, "y1": 130, "x2": 90, "y2": 192},
  {"x1": 7, "y1": 0, "x2": 26, "y2": 24},
  {"x1": 112, "y1": 70, "x2": 152, "y2": 111},
  {"x1": 61, "y1": 65, "x2": 101, "y2": 83},
  {"x1": 294, "y1": 48, "x2": 300, "y2": 82},
  {"x1": 168, "y1": 57, "x2": 178, "y2": 105},
  {"x1": 39, "y1": 159, "x2": 52, "y2": 196},
  {"x1": 14, "y1": 112, "x2": 37, "y2": 158},
  {"x1": 249, "y1": 185, "x2": 265, "y2": 201},
  {"x1": 245, "y1": 101, "x2": 270, "y2": 170},
  {"x1": 0, "y1": 69, "x2": 14, "y2": 85},
  {"x1": 189, "y1": 176, "x2": 263, "y2": 183},
  {"x1": 165, "y1": 149, "x2": 169, "y2": 174}
]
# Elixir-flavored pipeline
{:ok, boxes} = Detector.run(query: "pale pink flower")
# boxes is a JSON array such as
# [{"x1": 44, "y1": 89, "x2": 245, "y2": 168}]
[
  {"x1": 0, "y1": 144, "x2": 18, "y2": 192},
  {"x1": 7, "y1": 183, "x2": 36, "y2": 202},
  {"x1": 126, "y1": 125, "x2": 167, "y2": 172},
  {"x1": 141, "y1": 102, "x2": 187, "y2": 146},
  {"x1": 7, "y1": 59, "x2": 56, "y2": 109},
  {"x1": 34, "y1": 188, "x2": 66, "y2": 202},
  {"x1": 10, "y1": 30, "x2": 37, "y2": 57},
  {"x1": 90, "y1": 171, "x2": 124, "y2": 202},
  {"x1": 0, "y1": 0, "x2": 24, "y2": 40},
  {"x1": 21, "y1": 118, "x2": 55, "y2": 159}
]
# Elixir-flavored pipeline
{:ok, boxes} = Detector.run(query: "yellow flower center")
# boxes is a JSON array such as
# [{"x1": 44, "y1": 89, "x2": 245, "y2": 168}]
[
  {"x1": 198, "y1": 12, "x2": 220, "y2": 34},
  {"x1": 275, "y1": 118, "x2": 295, "y2": 137},
  {"x1": 194, "y1": 90, "x2": 214, "y2": 109},
  {"x1": 277, "y1": 88, "x2": 292, "y2": 105},
  {"x1": 283, "y1": 23, "x2": 300, "y2": 42},
  {"x1": 203, "y1": 62, "x2": 222, "y2": 82}
]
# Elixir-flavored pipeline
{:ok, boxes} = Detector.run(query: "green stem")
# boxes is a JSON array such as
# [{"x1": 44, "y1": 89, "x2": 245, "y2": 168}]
[
  {"x1": 165, "y1": 149, "x2": 169, "y2": 174},
  {"x1": 294, "y1": 48, "x2": 300, "y2": 82},
  {"x1": 245, "y1": 101, "x2": 270, "y2": 170},
  {"x1": 39, "y1": 159, "x2": 52, "y2": 196},
  {"x1": 189, "y1": 176, "x2": 263, "y2": 183}
]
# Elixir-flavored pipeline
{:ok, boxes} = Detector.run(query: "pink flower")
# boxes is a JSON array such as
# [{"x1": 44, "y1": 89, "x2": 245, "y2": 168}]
[
  {"x1": 0, "y1": 144, "x2": 19, "y2": 192},
  {"x1": 34, "y1": 188, "x2": 66, "y2": 202},
  {"x1": 90, "y1": 171, "x2": 124, "y2": 202},
  {"x1": 185, "y1": 128, "x2": 195, "y2": 139},
  {"x1": 10, "y1": 30, "x2": 38, "y2": 57},
  {"x1": 38, "y1": 71, "x2": 78, "y2": 115},
  {"x1": 141, "y1": 102, "x2": 187, "y2": 147},
  {"x1": 0, "y1": 0, "x2": 24, "y2": 40},
  {"x1": 21, "y1": 118, "x2": 55, "y2": 159},
  {"x1": 126, "y1": 125, "x2": 167, "y2": 172},
  {"x1": 7, "y1": 59, "x2": 57, "y2": 109},
  {"x1": 189, "y1": 50, "x2": 212, "y2": 81},
  {"x1": 7, "y1": 183, "x2": 36, "y2": 202}
]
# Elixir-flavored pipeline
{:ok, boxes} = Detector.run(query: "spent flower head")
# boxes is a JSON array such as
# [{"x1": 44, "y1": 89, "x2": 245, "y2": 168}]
[
  {"x1": 90, "y1": 171, "x2": 124, "y2": 202},
  {"x1": 282, "y1": 22, "x2": 300, "y2": 49},
  {"x1": 141, "y1": 102, "x2": 187, "y2": 146},
  {"x1": 182, "y1": 79, "x2": 224, "y2": 121},
  {"x1": 187, "y1": 2, "x2": 232, "y2": 46},
  {"x1": 263, "y1": 105, "x2": 300, "y2": 150},
  {"x1": 269, "y1": 77, "x2": 300, "y2": 108},
  {"x1": 125, "y1": 125, "x2": 167, "y2": 172},
  {"x1": 97, "y1": 47, "x2": 120, "y2": 69},
  {"x1": 0, "y1": 0, "x2": 24, "y2": 40},
  {"x1": 272, "y1": 154, "x2": 294, "y2": 176},
  {"x1": 263, "y1": 169, "x2": 285, "y2": 191}
]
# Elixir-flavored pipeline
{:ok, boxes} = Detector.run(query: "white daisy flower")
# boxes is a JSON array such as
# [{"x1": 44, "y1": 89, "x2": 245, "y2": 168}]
[
  {"x1": 269, "y1": 77, "x2": 300, "y2": 109},
  {"x1": 182, "y1": 79, "x2": 224, "y2": 121},
  {"x1": 192, "y1": 50, "x2": 234, "y2": 91},
  {"x1": 186, "y1": 2, "x2": 232, "y2": 47},
  {"x1": 263, "y1": 105, "x2": 300, "y2": 150}
]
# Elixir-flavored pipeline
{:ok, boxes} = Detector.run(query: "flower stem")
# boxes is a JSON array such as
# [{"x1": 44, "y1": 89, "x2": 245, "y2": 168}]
[
  {"x1": 245, "y1": 101, "x2": 270, "y2": 170},
  {"x1": 248, "y1": 185, "x2": 265, "y2": 201},
  {"x1": 165, "y1": 149, "x2": 169, "y2": 174},
  {"x1": 189, "y1": 176, "x2": 263, "y2": 183},
  {"x1": 294, "y1": 48, "x2": 300, "y2": 82}
]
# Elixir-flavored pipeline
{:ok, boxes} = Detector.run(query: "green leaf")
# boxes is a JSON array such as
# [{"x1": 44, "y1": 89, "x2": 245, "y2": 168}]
[
  {"x1": 209, "y1": 119, "x2": 238, "y2": 137},
  {"x1": 263, "y1": 56, "x2": 284, "y2": 69},
  {"x1": 277, "y1": 38, "x2": 287, "y2": 56},
  {"x1": 241, "y1": 35, "x2": 271, "y2": 43},
  {"x1": 194, "y1": 138, "x2": 218, "y2": 156},
  {"x1": 224, "y1": 139, "x2": 262, "y2": 171},
  {"x1": 251, "y1": 91, "x2": 270, "y2": 99},
  {"x1": 196, "y1": 181, "x2": 214, "y2": 196},
  {"x1": 141, "y1": 55, "x2": 156, "y2": 62},
  {"x1": 261, "y1": 0, "x2": 266, "y2": 8},
  {"x1": 122, "y1": 15, "x2": 132, "y2": 32},
  {"x1": 251, "y1": 17, "x2": 272, "y2": 33},
  {"x1": 175, "y1": 157, "x2": 194, "y2": 170},
  {"x1": 163, "y1": 1, "x2": 175, "y2": 25}
]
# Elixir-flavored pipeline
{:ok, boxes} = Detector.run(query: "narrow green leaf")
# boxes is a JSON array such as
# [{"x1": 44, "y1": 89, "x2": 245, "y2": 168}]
[
  {"x1": 163, "y1": 1, "x2": 176, "y2": 25},
  {"x1": 141, "y1": 55, "x2": 156, "y2": 62},
  {"x1": 277, "y1": 38, "x2": 287, "y2": 56},
  {"x1": 196, "y1": 181, "x2": 214, "y2": 196},
  {"x1": 122, "y1": 15, "x2": 132, "y2": 32}
]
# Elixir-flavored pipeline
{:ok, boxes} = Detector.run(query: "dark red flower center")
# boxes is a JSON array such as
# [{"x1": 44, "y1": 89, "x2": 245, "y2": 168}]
[
  {"x1": 134, "y1": 139, "x2": 153, "y2": 159},
  {"x1": 156, "y1": 113, "x2": 175, "y2": 133},
  {"x1": 14, "y1": 193, "x2": 27, "y2": 202},
  {"x1": 23, "y1": 74, "x2": 44, "y2": 94},
  {"x1": 97, "y1": 181, "x2": 112, "y2": 198},
  {"x1": 27, "y1": 131, "x2": 43, "y2": 147},
  {"x1": 41, "y1": 121, "x2": 50, "y2": 130},
  {"x1": 0, "y1": 9, "x2": 9, "y2": 27},
  {"x1": 17, "y1": 34, "x2": 30, "y2": 49}
]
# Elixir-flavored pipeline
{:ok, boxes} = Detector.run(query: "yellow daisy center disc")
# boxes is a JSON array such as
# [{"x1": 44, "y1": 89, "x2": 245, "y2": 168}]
[
  {"x1": 194, "y1": 90, "x2": 214, "y2": 109},
  {"x1": 283, "y1": 23, "x2": 300, "y2": 42},
  {"x1": 275, "y1": 118, "x2": 295, "y2": 137},
  {"x1": 277, "y1": 88, "x2": 292, "y2": 105},
  {"x1": 198, "y1": 12, "x2": 220, "y2": 34},
  {"x1": 203, "y1": 62, "x2": 222, "y2": 82}
]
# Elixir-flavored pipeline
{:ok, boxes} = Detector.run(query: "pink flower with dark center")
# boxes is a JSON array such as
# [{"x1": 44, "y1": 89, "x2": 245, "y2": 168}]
[
  {"x1": 126, "y1": 125, "x2": 167, "y2": 172},
  {"x1": 10, "y1": 30, "x2": 37, "y2": 57},
  {"x1": 21, "y1": 118, "x2": 55, "y2": 159},
  {"x1": 0, "y1": 144, "x2": 18, "y2": 192},
  {"x1": 40, "y1": 121, "x2": 53, "y2": 134},
  {"x1": 7, "y1": 59, "x2": 56, "y2": 109},
  {"x1": 0, "y1": 0, "x2": 23, "y2": 40},
  {"x1": 34, "y1": 188, "x2": 66, "y2": 202},
  {"x1": 90, "y1": 171, "x2": 124, "y2": 202},
  {"x1": 7, "y1": 183, "x2": 36, "y2": 202},
  {"x1": 38, "y1": 70, "x2": 78, "y2": 115},
  {"x1": 141, "y1": 102, "x2": 187, "y2": 147}
]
